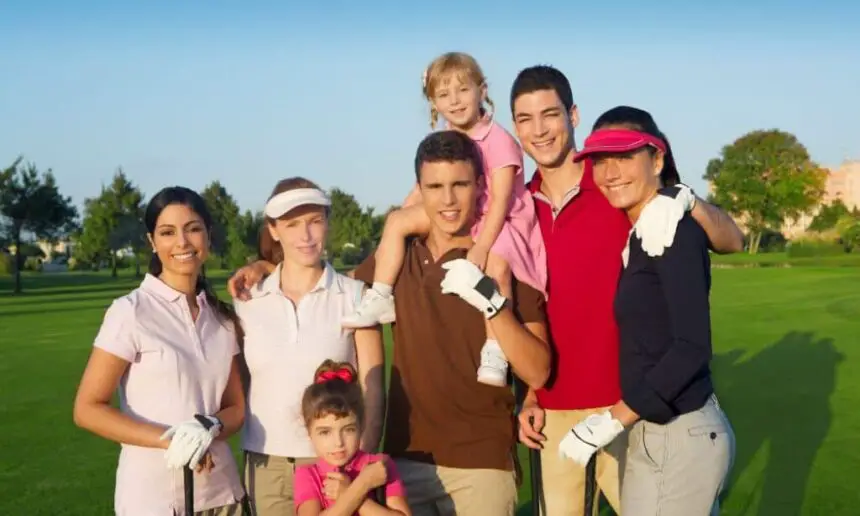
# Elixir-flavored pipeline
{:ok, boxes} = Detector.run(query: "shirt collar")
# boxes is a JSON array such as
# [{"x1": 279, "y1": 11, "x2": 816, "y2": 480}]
[
  {"x1": 140, "y1": 273, "x2": 207, "y2": 306},
  {"x1": 528, "y1": 158, "x2": 595, "y2": 195},
  {"x1": 257, "y1": 261, "x2": 341, "y2": 297},
  {"x1": 314, "y1": 450, "x2": 368, "y2": 476},
  {"x1": 445, "y1": 113, "x2": 494, "y2": 142}
]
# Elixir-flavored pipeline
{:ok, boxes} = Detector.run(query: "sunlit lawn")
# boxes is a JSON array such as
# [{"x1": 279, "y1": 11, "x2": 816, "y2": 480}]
[{"x1": 1, "y1": 265, "x2": 858, "y2": 515}]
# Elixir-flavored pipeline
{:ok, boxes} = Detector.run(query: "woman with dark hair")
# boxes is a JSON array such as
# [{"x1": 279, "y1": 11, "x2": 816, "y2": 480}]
[
  {"x1": 558, "y1": 106, "x2": 735, "y2": 515},
  {"x1": 73, "y1": 186, "x2": 246, "y2": 515},
  {"x1": 232, "y1": 177, "x2": 385, "y2": 516}
]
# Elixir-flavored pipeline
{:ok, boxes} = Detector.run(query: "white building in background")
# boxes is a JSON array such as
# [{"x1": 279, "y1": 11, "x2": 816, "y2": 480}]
[
  {"x1": 708, "y1": 159, "x2": 860, "y2": 239},
  {"x1": 782, "y1": 160, "x2": 860, "y2": 239}
]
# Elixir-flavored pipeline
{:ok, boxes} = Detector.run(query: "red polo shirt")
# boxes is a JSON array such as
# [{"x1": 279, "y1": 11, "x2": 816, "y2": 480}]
[{"x1": 528, "y1": 161, "x2": 631, "y2": 410}]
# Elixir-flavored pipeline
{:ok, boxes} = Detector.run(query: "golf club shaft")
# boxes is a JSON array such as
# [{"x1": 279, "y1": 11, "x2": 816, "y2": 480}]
[
  {"x1": 528, "y1": 415, "x2": 543, "y2": 515},
  {"x1": 584, "y1": 454, "x2": 597, "y2": 516},
  {"x1": 184, "y1": 466, "x2": 194, "y2": 516},
  {"x1": 529, "y1": 447, "x2": 542, "y2": 515}
]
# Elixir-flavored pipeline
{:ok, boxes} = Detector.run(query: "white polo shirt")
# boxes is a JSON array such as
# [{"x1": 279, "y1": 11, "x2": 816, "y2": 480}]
[
  {"x1": 94, "y1": 274, "x2": 244, "y2": 515},
  {"x1": 234, "y1": 262, "x2": 365, "y2": 458}
]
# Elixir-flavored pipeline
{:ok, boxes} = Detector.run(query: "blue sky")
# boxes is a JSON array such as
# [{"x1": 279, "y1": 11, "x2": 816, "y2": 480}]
[{"x1": 1, "y1": 1, "x2": 858, "y2": 216}]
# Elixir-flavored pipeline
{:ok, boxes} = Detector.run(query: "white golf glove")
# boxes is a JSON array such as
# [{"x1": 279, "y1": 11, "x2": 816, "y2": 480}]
[
  {"x1": 440, "y1": 258, "x2": 507, "y2": 319},
  {"x1": 161, "y1": 414, "x2": 222, "y2": 469},
  {"x1": 634, "y1": 184, "x2": 696, "y2": 258},
  {"x1": 558, "y1": 411, "x2": 624, "y2": 466}
]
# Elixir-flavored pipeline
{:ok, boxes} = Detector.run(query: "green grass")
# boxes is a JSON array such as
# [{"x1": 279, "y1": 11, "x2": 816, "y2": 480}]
[
  {"x1": 1, "y1": 267, "x2": 859, "y2": 515},
  {"x1": 709, "y1": 251, "x2": 860, "y2": 268}
]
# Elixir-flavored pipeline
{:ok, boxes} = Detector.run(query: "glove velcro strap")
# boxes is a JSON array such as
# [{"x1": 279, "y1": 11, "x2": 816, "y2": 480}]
[
  {"x1": 194, "y1": 414, "x2": 217, "y2": 430},
  {"x1": 474, "y1": 276, "x2": 507, "y2": 319}
]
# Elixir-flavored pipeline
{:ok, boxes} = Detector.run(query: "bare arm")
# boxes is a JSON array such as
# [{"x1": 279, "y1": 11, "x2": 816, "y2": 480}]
[
  {"x1": 227, "y1": 260, "x2": 278, "y2": 299},
  {"x1": 213, "y1": 357, "x2": 246, "y2": 439},
  {"x1": 317, "y1": 476, "x2": 378, "y2": 516},
  {"x1": 355, "y1": 319, "x2": 385, "y2": 452},
  {"x1": 690, "y1": 197, "x2": 744, "y2": 254},
  {"x1": 358, "y1": 497, "x2": 411, "y2": 516},
  {"x1": 73, "y1": 348, "x2": 169, "y2": 449},
  {"x1": 401, "y1": 185, "x2": 422, "y2": 208},
  {"x1": 489, "y1": 315, "x2": 550, "y2": 390},
  {"x1": 474, "y1": 166, "x2": 516, "y2": 252}
]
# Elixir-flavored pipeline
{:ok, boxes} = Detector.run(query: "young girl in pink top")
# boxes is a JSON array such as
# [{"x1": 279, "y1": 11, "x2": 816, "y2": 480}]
[
  {"x1": 293, "y1": 360, "x2": 410, "y2": 516},
  {"x1": 342, "y1": 52, "x2": 548, "y2": 387}
]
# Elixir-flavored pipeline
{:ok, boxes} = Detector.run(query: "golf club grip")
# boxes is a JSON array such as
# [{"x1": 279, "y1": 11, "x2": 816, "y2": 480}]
[
  {"x1": 184, "y1": 466, "x2": 194, "y2": 516},
  {"x1": 584, "y1": 455, "x2": 597, "y2": 516},
  {"x1": 528, "y1": 415, "x2": 542, "y2": 515}
]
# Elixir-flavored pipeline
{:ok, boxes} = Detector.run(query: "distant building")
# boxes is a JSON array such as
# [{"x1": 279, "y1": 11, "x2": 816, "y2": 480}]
[
  {"x1": 782, "y1": 160, "x2": 859, "y2": 238},
  {"x1": 708, "y1": 159, "x2": 860, "y2": 239},
  {"x1": 37, "y1": 239, "x2": 76, "y2": 259}
]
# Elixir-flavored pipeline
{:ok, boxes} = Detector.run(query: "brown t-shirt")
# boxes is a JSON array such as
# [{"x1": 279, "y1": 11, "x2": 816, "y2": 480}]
[{"x1": 353, "y1": 238, "x2": 547, "y2": 470}]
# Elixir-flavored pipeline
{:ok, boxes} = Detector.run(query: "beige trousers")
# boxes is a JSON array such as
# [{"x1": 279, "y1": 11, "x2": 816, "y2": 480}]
[
  {"x1": 394, "y1": 458, "x2": 518, "y2": 516},
  {"x1": 538, "y1": 407, "x2": 628, "y2": 516},
  {"x1": 243, "y1": 451, "x2": 316, "y2": 516}
]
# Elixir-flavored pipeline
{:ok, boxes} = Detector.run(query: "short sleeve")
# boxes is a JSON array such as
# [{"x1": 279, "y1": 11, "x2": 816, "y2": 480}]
[
  {"x1": 512, "y1": 280, "x2": 547, "y2": 325},
  {"x1": 351, "y1": 254, "x2": 377, "y2": 286},
  {"x1": 93, "y1": 297, "x2": 138, "y2": 362},
  {"x1": 484, "y1": 127, "x2": 524, "y2": 173},
  {"x1": 293, "y1": 465, "x2": 322, "y2": 509},
  {"x1": 383, "y1": 456, "x2": 406, "y2": 499}
]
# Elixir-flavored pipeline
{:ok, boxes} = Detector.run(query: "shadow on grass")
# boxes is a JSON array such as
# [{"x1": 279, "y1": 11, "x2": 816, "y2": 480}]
[{"x1": 714, "y1": 331, "x2": 843, "y2": 516}]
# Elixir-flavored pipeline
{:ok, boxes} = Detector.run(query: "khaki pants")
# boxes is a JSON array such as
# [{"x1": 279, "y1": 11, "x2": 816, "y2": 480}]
[
  {"x1": 621, "y1": 395, "x2": 735, "y2": 516},
  {"x1": 538, "y1": 407, "x2": 628, "y2": 516},
  {"x1": 394, "y1": 459, "x2": 518, "y2": 516},
  {"x1": 243, "y1": 451, "x2": 316, "y2": 516},
  {"x1": 191, "y1": 504, "x2": 242, "y2": 516}
]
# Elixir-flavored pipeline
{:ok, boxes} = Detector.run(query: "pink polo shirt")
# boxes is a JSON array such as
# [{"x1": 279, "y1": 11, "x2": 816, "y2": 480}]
[
  {"x1": 93, "y1": 274, "x2": 245, "y2": 515},
  {"x1": 293, "y1": 451, "x2": 405, "y2": 513},
  {"x1": 465, "y1": 116, "x2": 548, "y2": 297}
]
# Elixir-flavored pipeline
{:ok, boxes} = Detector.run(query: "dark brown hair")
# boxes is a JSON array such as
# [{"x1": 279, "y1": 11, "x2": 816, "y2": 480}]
[
  {"x1": 591, "y1": 106, "x2": 681, "y2": 187},
  {"x1": 144, "y1": 186, "x2": 238, "y2": 329},
  {"x1": 414, "y1": 130, "x2": 484, "y2": 183},
  {"x1": 300, "y1": 360, "x2": 364, "y2": 428},
  {"x1": 257, "y1": 176, "x2": 328, "y2": 264}
]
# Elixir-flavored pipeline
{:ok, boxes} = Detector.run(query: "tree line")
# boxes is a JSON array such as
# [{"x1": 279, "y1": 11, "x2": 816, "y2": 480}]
[
  {"x1": 0, "y1": 163, "x2": 390, "y2": 293},
  {"x1": 2, "y1": 127, "x2": 859, "y2": 292}
]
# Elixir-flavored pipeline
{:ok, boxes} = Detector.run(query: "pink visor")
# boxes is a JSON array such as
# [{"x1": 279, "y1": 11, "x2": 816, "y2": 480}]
[{"x1": 573, "y1": 129, "x2": 667, "y2": 162}]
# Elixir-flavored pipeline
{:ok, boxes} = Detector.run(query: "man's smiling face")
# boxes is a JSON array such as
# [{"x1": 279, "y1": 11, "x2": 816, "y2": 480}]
[
  {"x1": 513, "y1": 88, "x2": 579, "y2": 170},
  {"x1": 418, "y1": 159, "x2": 480, "y2": 237}
]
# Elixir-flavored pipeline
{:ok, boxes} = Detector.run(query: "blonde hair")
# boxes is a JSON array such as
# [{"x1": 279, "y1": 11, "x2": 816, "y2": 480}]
[{"x1": 422, "y1": 52, "x2": 495, "y2": 129}]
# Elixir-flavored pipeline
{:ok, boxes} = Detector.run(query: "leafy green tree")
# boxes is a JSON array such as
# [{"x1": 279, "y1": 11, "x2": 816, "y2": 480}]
[
  {"x1": 0, "y1": 157, "x2": 78, "y2": 293},
  {"x1": 201, "y1": 181, "x2": 241, "y2": 268},
  {"x1": 809, "y1": 200, "x2": 850, "y2": 232},
  {"x1": 703, "y1": 130, "x2": 828, "y2": 254},
  {"x1": 75, "y1": 168, "x2": 144, "y2": 277}
]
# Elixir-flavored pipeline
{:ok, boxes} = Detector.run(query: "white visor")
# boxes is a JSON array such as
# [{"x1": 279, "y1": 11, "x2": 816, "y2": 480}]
[{"x1": 264, "y1": 188, "x2": 331, "y2": 218}]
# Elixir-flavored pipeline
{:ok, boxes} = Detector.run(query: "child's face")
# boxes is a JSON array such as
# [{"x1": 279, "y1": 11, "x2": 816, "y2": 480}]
[
  {"x1": 430, "y1": 73, "x2": 486, "y2": 130},
  {"x1": 309, "y1": 412, "x2": 361, "y2": 467}
]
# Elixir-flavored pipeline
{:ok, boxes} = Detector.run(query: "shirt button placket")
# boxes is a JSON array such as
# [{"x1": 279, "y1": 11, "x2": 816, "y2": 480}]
[{"x1": 181, "y1": 298, "x2": 205, "y2": 360}]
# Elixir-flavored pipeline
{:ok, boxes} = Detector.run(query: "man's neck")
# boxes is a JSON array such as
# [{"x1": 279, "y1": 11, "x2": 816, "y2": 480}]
[
  {"x1": 425, "y1": 228, "x2": 473, "y2": 261},
  {"x1": 537, "y1": 148, "x2": 585, "y2": 206}
]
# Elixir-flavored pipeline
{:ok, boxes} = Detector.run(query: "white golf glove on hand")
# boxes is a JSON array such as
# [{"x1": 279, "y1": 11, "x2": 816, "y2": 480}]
[
  {"x1": 558, "y1": 411, "x2": 624, "y2": 466},
  {"x1": 161, "y1": 414, "x2": 222, "y2": 469},
  {"x1": 634, "y1": 183, "x2": 697, "y2": 258},
  {"x1": 440, "y1": 258, "x2": 507, "y2": 319}
]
